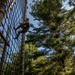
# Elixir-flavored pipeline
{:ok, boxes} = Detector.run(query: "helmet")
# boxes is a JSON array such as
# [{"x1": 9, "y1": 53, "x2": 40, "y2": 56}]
[{"x1": 26, "y1": 18, "x2": 29, "y2": 21}]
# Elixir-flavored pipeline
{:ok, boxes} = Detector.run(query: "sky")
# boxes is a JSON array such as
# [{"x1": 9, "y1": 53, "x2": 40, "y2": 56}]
[
  {"x1": 27, "y1": 0, "x2": 74, "y2": 29},
  {"x1": 27, "y1": 0, "x2": 39, "y2": 28},
  {"x1": 27, "y1": 0, "x2": 45, "y2": 50},
  {"x1": 62, "y1": 0, "x2": 74, "y2": 10},
  {"x1": 27, "y1": 0, "x2": 34, "y2": 23},
  {"x1": 26, "y1": 0, "x2": 74, "y2": 51}
]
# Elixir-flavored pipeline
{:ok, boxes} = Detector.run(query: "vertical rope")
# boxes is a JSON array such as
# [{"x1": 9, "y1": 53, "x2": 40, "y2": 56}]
[{"x1": 20, "y1": 0, "x2": 28, "y2": 75}]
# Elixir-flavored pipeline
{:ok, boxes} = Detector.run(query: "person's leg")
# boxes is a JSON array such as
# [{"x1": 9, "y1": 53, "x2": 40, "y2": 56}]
[
  {"x1": 24, "y1": 27, "x2": 29, "y2": 33},
  {"x1": 14, "y1": 30, "x2": 25, "y2": 39},
  {"x1": 22, "y1": 26, "x2": 29, "y2": 32},
  {"x1": 15, "y1": 24, "x2": 22, "y2": 30},
  {"x1": 14, "y1": 24, "x2": 23, "y2": 33},
  {"x1": 14, "y1": 31, "x2": 21, "y2": 39}
]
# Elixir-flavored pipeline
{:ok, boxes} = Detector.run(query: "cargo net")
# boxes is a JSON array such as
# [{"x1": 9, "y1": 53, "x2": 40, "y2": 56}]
[{"x1": 0, "y1": 0, "x2": 26, "y2": 75}]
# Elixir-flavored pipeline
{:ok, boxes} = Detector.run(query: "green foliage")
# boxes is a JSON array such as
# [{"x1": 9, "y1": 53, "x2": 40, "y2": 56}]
[
  {"x1": 2, "y1": 0, "x2": 75, "y2": 75},
  {"x1": 28, "y1": 0, "x2": 75, "y2": 75},
  {"x1": 3, "y1": 43, "x2": 47, "y2": 75},
  {"x1": 29, "y1": 0, "x2": 75, "y2": 51}
]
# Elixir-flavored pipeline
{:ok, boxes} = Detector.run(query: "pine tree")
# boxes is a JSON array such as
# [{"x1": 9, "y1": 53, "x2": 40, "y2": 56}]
[{"x1": 26, "y1": 0, "x2": 75, "y2": 74}]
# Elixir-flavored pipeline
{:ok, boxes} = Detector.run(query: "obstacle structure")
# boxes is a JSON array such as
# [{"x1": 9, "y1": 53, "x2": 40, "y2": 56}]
[{"x1": 0, "y1": 0, "x2": 28, "y2": 75}]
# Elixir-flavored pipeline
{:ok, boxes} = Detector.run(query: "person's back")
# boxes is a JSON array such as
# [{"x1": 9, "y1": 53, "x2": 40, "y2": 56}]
[
  {"x1": 24, "y1": 18, "x2": 30, "y2": 30},
  {"x1": 14, "y1": 18, "x2": 30, "y2": 39}
]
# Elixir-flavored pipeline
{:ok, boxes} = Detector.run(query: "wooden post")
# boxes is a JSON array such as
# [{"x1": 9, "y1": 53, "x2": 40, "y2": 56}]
[{"x1": 0, "y1": 0, "x2": 7, "y2": 25}]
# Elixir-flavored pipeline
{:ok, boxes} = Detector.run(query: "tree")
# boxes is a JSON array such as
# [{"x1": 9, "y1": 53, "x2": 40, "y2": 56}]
[
  {"x1": 26, "y1": 0, "x2": 75, "y2": 74},
  {"x1": 3, "y1": 43, "x2": 47, "y2": 75}
]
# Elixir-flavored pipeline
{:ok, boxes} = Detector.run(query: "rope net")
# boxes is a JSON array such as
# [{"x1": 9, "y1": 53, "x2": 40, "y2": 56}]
[{"x1": 0, "y1": 0, "x2": 26, "y2": 75}]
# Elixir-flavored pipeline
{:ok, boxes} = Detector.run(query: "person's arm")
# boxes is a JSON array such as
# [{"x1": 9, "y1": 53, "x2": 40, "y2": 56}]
[{"x1": 19, "y1": 23, "x2": 25, "y2": 25}]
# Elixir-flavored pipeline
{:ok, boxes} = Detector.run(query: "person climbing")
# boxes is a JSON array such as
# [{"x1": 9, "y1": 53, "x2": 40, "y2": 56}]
[{"x1": 14, "y1": 18, "x2": 30, "y2": 39}]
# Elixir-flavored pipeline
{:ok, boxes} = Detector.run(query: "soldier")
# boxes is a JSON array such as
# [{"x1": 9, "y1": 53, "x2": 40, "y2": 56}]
[{"x1": 14, "y1": 18, "x2": 30, "y2": 39}]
